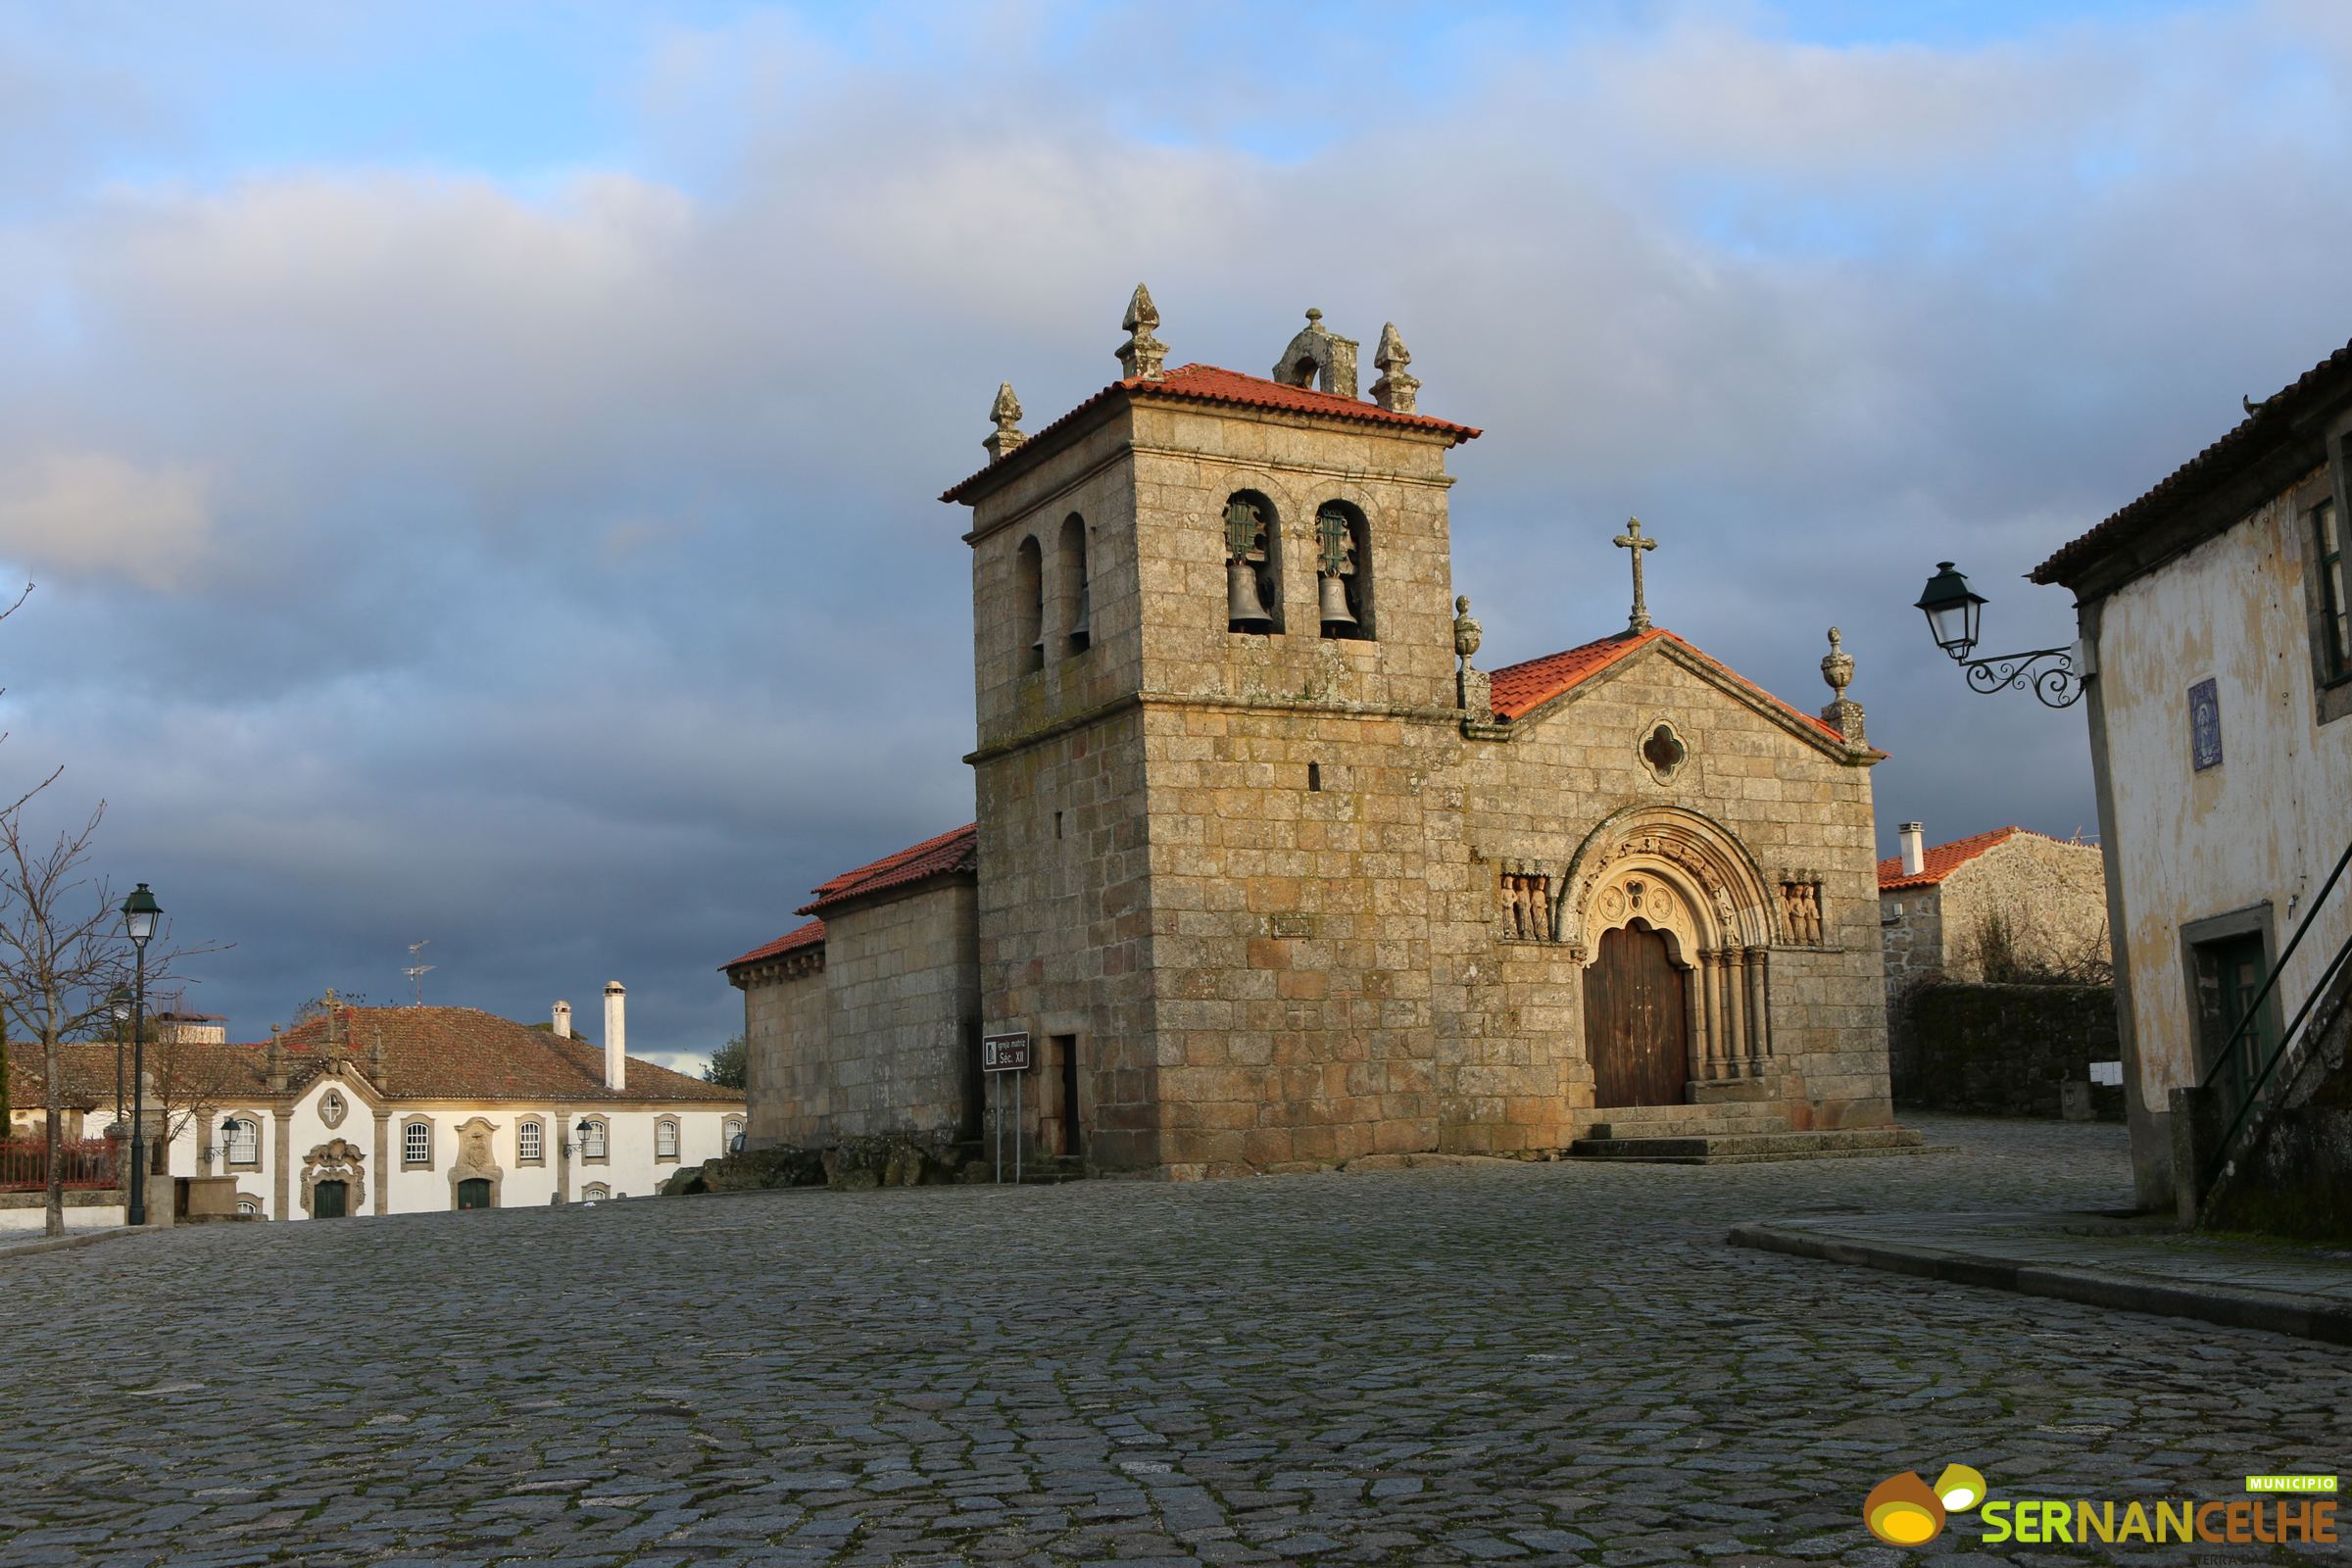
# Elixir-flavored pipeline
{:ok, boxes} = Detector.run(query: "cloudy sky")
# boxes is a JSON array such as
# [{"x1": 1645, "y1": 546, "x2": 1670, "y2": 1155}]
[{"x1": 1, "y1": 1, "x2": 2347, "y2": 1067}]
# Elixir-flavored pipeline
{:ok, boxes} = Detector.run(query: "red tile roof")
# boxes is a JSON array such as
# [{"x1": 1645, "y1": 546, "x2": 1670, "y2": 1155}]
[
  {"x1": 1878, "y1": 826, "x2": 2034, "y2": 891},
  {"x1": 797, "y1": 823, "x2": 978, "y2": 916},
  {"x1": 1486, "y1": 626, "x2": 1850, "y2": 745},
  {"x1": 17, "y1": 1009, "x2": 741, "y2": 1109},
  {"x1": 942, "y1": 364, "x2": 1480, "y2": 504},
  {"x1": 265, "y1": 1007, "x2": 741, "y2": 1103},
  {"x1": 721, "y1": 918, "x2": 826, "y2": 972},
  {"x1": 2033, "y1": 333, "x2": 2352, "y2": 586}
]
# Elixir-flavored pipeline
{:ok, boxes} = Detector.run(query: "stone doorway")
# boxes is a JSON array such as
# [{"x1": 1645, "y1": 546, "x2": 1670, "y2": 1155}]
[
  {"x1": 1585, "y1": 919, "x2": 1690, "y2": 1107},
  {"x1": 315, "y1": 1179, "x2": 349, "y2": 1218},
  {"x1": 456, "y1": 1177, "x2": 493, "y2": 1210}
]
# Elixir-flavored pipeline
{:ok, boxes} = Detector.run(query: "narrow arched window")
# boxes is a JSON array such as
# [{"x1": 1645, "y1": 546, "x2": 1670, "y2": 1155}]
[
  {"x1": 402, "y1": 1119, "x2": 431, "y2": 1166},
  {"x1": 1315, "y1": 502, "x2": 1373, "y2": 640},
  {"x1": 518, "y1": 1120, "x2": 544, "y2": 1164},
  {"x1": 578, "y1": 1117, "x2": 609, "y2": 1161},
  {"x1": 655, "y1": 1117, "x2": 680, "y2": 1161},
  {"x1": 1223, "y1": 491, "x2": 1281, "y2": 633},
  {"x1": 724, "y1": 1117, "x2": 745, "y2": 1150},
  {"x1": 1015, "y1": 536, "x2": 1045, "y2": 672},
  {"x1": 1059, "y1": 514, "x2": 1091, "y2": 655}
]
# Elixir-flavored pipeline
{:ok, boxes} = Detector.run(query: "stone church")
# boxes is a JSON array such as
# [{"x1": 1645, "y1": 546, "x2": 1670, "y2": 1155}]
[{"x1": 726, "y1": 289, "x2": 1899, "y2": 1178}]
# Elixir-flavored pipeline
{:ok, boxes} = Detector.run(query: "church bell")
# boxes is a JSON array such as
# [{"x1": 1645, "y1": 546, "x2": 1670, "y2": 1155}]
[
  {"x1": 1318, "y1": 573, "x2": 1355, "y2": 630},
  {"x1": 1227, "y1": 559, "x2": 1272, "y2": 630}
]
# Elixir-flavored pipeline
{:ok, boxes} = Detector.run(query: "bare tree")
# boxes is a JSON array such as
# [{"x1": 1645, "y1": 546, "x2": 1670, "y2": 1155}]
[{"x1": 0, "y1": 802, "x2": 212, "y2": 1235}]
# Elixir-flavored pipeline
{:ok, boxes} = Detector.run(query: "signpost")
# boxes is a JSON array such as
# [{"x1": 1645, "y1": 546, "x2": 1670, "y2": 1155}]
[{"x1": 982, "y1": 1032, "x2": 1032, "y2": 1184}]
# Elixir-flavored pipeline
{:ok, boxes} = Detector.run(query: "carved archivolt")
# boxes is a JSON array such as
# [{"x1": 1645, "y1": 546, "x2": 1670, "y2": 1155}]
[{"x1": 1558, "y1": 805, "x2": 1777, "y2": 957}]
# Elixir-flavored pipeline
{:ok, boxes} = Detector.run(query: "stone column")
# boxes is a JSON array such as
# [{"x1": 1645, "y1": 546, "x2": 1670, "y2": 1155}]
[
  {"x1": 1690, "y1": 952, "x2": 1717, "y2": 1080},
  {"x1": 373, "y1": 1111, "x2": 390, "y2": 1215},
  {"x1": 271, "y1": 1106, "x2": 293, "y2": 1221},
  {"x1": 1723, "y1": 948, "x2": 1748, "y2": 1073},
  {"x1": 1683, "y1": 962, "x2": 1707, "y2": 1083},
  {"x1": 1745, "y1": 947, "x2": 1772, "y2": 1071}
]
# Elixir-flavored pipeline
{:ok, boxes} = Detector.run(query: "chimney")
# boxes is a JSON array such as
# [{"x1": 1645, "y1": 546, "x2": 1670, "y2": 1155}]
[
  {"x1": 602, "y1": 981, "x2": 625, "y2": 1092},
  {"x1": 552, "y1": 1000, "x2": 572, "y2": 1039},
  {"x1": 1899, "y1": 821, "x2": 1925, "y2": 878}
]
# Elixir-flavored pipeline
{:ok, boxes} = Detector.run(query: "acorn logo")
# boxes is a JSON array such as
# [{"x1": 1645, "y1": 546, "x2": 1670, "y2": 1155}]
[{"x1": 1865, "y1": 1464, "x2": 1988, "y2": 1545}]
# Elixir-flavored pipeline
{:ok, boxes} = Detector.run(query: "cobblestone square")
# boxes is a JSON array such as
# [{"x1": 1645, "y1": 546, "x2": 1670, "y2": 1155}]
[{"x1": 2, "y1": 1117, "x2": 2340, "y2": 1566}]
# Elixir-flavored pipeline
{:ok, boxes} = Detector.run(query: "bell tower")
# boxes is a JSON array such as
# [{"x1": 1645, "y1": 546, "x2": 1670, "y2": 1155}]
[{"x1": 942, "y1": 287, "x2": 1481, "y2": 1175}]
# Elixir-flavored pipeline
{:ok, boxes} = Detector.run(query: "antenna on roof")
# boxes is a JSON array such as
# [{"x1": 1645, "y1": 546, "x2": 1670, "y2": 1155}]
[{"x1": 403, "y1": 939, "x2": 435, "y2": 1007}]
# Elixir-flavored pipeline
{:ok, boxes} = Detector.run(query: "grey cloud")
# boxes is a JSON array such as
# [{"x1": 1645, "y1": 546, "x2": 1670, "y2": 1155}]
[{"x1": 0, "y1": 2, "x2": 2343, "y2": 1054}]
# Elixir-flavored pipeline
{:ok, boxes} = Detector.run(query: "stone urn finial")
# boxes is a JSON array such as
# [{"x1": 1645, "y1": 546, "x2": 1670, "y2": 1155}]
[
  {"x1": 1454, "y1": 596, "x2": 1494, "y2": 721},
  {"x1": 1818, "y1": 626, "x2": 1866, "y2": 744},
  {"x1": 1820, "y1": 625, "x2": 1854, "y2": 699},
  {"x1": 984, "y1": 380, "x2": 1025, "y2": 462}
]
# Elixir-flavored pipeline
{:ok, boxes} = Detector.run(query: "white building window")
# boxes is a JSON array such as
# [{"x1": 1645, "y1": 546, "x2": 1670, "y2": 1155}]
[
  {"x1": 579, "y1": 1118, "x2": 609, "y2": 1162},
  {"x1": 235, "y1": 1198, "x2": 260, "y2": 1216},
  {"x1": 403, "y1": 1119, "x2": 431, "y2": 1167},
  {"x1": 724, "y1": 1117, "x2": 745, "y2": 1150},
  {"x1": 581, "y1": 1182, "x2": 610, "y2": 1201},
  {"x1": 655, "y1": 1118, "x2": 680, "y2": 1162},
  {"x1": 222, "y1": 1118, "x2": 260, "y2": 1168},
  {"x1": 518, "y1": 1120, "x2": 543, "y2": 1164}
]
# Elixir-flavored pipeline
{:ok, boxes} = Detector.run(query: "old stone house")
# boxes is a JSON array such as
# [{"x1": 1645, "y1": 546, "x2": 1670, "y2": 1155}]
[
  {"x1": 14, "y1": 992, "x2": 745, "y2": 1221},
  {"x1": 1878, "y1": 822, "x2": 2110, "y2": 1003},
  {"x1": 727, "y1": 290, "x2": 1904, "y2": 1178},
  {"x1": 2033, "y1": 330, "x2": 2352, "y2": 1226}
]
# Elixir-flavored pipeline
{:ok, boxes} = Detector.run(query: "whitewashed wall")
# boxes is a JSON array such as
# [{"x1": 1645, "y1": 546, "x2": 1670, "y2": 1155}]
[{"x1": 2093, "y1": 479, "x2": 2352, "y2": 1114}]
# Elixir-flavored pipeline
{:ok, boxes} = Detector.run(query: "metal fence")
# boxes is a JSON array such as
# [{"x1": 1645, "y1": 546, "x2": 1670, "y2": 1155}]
[{"x1": 0, "y1": 1136, "x2": 122, "y2": 1192}]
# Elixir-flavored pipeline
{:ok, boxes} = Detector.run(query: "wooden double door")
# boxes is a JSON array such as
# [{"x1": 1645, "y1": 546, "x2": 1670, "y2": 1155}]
[{"x1": 1585, "y1": 921, "x2": 1690, "y2": 1108}]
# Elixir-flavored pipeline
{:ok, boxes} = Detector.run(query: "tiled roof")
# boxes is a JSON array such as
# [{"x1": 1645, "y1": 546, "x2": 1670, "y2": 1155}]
[
  {"x1": 721, "y1": 918, "x2": 826, "y2": 972},
  {"x1": 1878, "y1": 826, "x2": 2041, "y2": 891},
  {"x1": 1486, "y1": 627, "x2": 1850, "y2": 744},
  {"x1": 5, "y1": 1046, "x2": 117, "y2": 1111},
  {"x1": 798, "y1": 823, "x2": 979, "y2": 917},
  {"x1": 942, "y1": 364, "x2": 1481, "y2": 504},
  {"x1": 2033, "y1": 333, "x2": 2352, "y2": 586},
  {"x1": 264, "y1": 1006, "x2": 741, "y2": 1103}
]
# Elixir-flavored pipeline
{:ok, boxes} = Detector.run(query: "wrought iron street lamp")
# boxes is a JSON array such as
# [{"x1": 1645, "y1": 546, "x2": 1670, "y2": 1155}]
[
  {"x1": 1913, "y1": 561, "x2": 2082, "y2": 709},
  {"x1": 120, "y1": 883, "x2": 159, "y2": 1226}
]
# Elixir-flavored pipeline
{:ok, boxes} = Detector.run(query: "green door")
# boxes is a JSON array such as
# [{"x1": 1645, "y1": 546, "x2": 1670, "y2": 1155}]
[
  {"x1": 315, "y1": 1180, "x2": 348, "y2": 1219},
  {"x1": 457, "y1": 1178, "x2": 493, "y2": 1210},
  {"x1": 2197, "y1": 931, "x2": 2271, "y2": 1092}
]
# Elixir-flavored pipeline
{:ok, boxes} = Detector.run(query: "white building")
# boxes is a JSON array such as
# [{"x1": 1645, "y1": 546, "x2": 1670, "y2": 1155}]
[
  {"x1": 167, "y1": 987, "x2": 743, "y2": 1219},
  {"x1": 2032, "y1": 331, "x2": 2352, "y2": 1220}
]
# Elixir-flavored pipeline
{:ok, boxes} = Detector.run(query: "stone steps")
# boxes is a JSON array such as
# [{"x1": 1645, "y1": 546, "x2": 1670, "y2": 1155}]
[
  {"x1": 1577, "y1": 1102, "x2": 1793, "y2": 1140},
  {"x1": 1567, "y1": 1127, "x2": 1932, "y2": 1165}
]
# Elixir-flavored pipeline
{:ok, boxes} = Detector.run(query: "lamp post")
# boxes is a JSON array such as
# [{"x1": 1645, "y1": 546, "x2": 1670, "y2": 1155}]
[
  {"x1": 107, "y1": 986, "x2": 130, "y2": 1145},
  {"x1": 1913, "y1": 561, "x2": 2083, "y2": 709},
  {"x1": 120, "y1": 883, "x2": 160, "y2": 1226}
]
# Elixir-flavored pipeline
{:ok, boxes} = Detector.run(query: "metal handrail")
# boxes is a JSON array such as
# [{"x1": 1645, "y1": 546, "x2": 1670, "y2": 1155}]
[{"x1": 2197, "y1": 836, "x2": 2352, "y2": 1194}]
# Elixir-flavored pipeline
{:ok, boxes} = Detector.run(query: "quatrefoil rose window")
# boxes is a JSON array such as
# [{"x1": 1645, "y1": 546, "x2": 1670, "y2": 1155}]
[{"x1": 1641, "y1": 720, "x2": 1689, "y2": 785}]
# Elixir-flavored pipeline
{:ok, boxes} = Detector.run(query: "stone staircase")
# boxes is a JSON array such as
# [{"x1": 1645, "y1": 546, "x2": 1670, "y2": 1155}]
[{"x1": 1566, "y1": 1102, "x2": 1931, "y2": 1165}]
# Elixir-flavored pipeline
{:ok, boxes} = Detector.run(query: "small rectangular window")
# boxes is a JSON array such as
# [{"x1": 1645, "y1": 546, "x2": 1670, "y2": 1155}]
[
  {"x1": 403, "y1": 1121, "x2": 430, "y2": 1166},
  {"x1": 2318, "y1": 499, "x2": 2348, "y2": 683},
  {"x1": 656, "y1": 1120, "x2": 679, "y2": 1160},
  {"x1": 519, "y1": 1122, "x2": 543, "y2": 1163},
  {"x1": 1307, "y1": 761, "x2": 1322, "y2": 792}
]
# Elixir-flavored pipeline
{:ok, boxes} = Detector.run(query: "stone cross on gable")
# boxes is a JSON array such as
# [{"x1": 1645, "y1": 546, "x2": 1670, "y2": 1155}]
[{"x1": 1614, "y1": 516, "x2": 1657, "y2": 634}]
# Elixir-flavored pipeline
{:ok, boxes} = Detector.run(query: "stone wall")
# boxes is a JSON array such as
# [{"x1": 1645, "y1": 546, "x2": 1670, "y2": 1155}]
[
  {"x1": 1937, "y1": 834, "x2": 2110, "y2": 985},
  {"x1": 1898, "y1": 982, "x2": 2124, "y2": 1120},
  {"x1": 1878, "y1": 886, "x2": 1944, "y2": 1005},
  {"x1": 744, "y1": 881, "x2": 978, "y2": 1150}
]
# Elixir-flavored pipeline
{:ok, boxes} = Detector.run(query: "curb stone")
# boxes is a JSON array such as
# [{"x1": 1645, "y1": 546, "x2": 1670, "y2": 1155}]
[
  {"x1": 1728, "y1": 1220, "x2": 2352, "y2": 1347},
  {"x1": 0, "y1": 1226, "x2": 140, "y2": 1262}
]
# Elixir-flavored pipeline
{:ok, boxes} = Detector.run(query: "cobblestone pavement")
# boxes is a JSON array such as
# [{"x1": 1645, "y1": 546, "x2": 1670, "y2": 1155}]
[{"x1": 3, "y1": 1116, "x2": 2343, "y2": 1567}]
